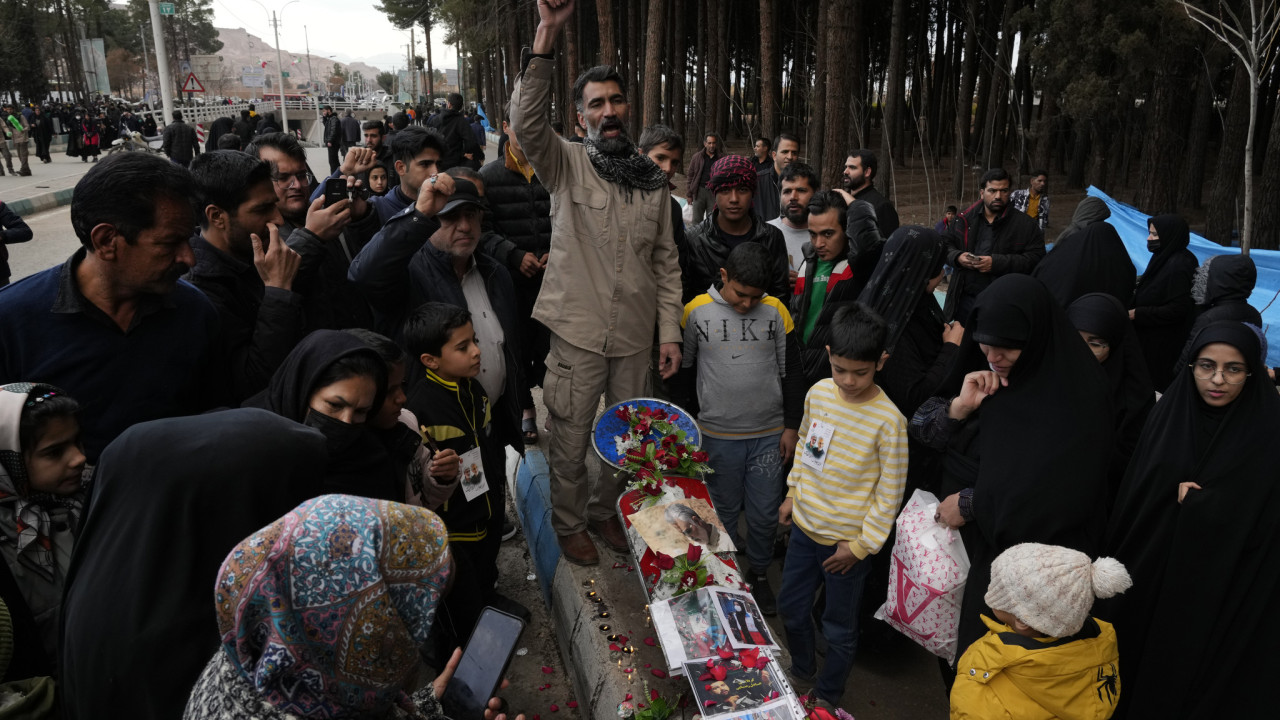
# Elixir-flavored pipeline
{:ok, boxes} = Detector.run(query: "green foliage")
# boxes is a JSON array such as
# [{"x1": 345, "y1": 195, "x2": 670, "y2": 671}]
[
  {"x1": 0, "y1": 0, "x2": 47, "y2": 100},
  {"x1": 377, "y1": 71, "x2": 396, "y2": 93}
]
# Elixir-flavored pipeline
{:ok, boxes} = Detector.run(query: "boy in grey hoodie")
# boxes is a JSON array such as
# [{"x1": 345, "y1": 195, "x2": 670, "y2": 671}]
[{"x1": 679, "y1": 242, "x2": 805, "y2": 614}]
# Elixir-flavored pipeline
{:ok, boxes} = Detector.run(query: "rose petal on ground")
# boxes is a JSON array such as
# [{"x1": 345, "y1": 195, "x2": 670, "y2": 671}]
[
  {"x1": 567, "y1": 701, "x2": 578, "y2": 709},
  {"x1": 651, "y1": 668, "x2": 667, "y2": 678},
  {"x1": 625, "y1": 694, "x2": 633, "y2": 701},
  {"x1": 643, "y1": 637, "x2": 656, "y2": 646},
  {"x1": 549, "y1": 704, "x2": 559, "y2": 712},
  {"x1": 609, "y1": 643, "x2": 621, "y2": 652},
  {"x1": 541, "y1": 666, "x2": 554, "y2": 674}
]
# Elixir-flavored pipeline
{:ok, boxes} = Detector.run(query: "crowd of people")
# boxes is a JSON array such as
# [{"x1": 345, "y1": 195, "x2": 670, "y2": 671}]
[{"x1": 0, "y1": 0, "x2": 1277, "y2": 717}]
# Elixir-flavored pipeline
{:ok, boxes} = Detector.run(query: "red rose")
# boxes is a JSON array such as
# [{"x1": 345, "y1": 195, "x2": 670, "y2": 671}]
[
  {"x1": 615, "y1": 406, "x2": 631, "y2": 422},
  {"x1": 680, "y1": 569, "x2": 697, "y2": 588},
  {"x1": 655, "y1": 552, "x2": 675, "y2": 570},
  {"x1": 635, "y1": 467, "x2": 653, "y2": 482},
  {"x1": 691, "y1": 450, "x2": 709, "y2": 463},
  {"x1": 642, "y1": 481, "x2": 662, "y2": 496},
  {"x1": 662, "y1": 454, "x2": 680, "y2": 469},
  {"x1": 635, "y1": 419, "x2": 652, "y2": 435},
  {"x1": 686, "y1": 543, "x2": 702, "y2": 563},
  {"x1": 661, "y1": 435, "x2": 675, "y2": 448}
]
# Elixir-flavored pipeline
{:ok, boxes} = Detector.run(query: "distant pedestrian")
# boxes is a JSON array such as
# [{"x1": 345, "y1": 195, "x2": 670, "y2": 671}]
[
  {"x1": 161, "y1": 110, "x2": 200, "y2": 166},
  {"x1": 321, "y1": 105, "x2": 341, "y2": 173},
  {"x1": 426, "y1": 92, "x2": 481, "y2": 171},
  {"x1": 340, "y1": 109, "x2": 361, "y2": 155},
  {"x1": 30, "y1": 106, "x2": 52, "y2": 164},
  {"x1": 1, "y1": 102, "x2": 32, "y2": 176},
  {"x1": 1010, "y1": 170, "x2": 1050, "y2": 231}
]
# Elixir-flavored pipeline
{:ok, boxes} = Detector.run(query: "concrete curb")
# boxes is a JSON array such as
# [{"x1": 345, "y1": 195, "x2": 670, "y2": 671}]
[
  {"x1": 515, "y1": 449, "x2": 694, "y2": 718},
  {"x1": 7, "y1": 187, "x2": 75, "y2": 218}
]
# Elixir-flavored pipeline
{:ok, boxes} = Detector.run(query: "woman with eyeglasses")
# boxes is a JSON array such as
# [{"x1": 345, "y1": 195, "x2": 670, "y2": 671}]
[
  {"x1": 1101, "y1": 320, "x2": 1280, "y2": 718},
  {"x1": 1066, "y1": 293, "x2": 1155, "y2": 497}
]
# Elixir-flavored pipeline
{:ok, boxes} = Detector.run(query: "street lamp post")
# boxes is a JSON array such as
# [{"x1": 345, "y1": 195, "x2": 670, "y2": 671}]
[
  {"x1": 249, "y1": 0, "x2": 299, "y2": 131},
  {"x1": 146, "y1": 0, "x2": 175, "y2": 125}
]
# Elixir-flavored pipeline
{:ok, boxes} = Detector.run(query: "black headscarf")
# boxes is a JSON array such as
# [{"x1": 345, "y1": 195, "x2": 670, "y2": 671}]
[
  {"x1": 243, "y1": 330, "x2": 399, "y2": 501},
  {"x1": 938, "y1": 275, "x2": 1114, "y2": 654},
  {"x1": 1066, "y1": 293, "x2": 1155, "y2": 493},
  {"x1": 243, "y1": 330, "x2": 387, "y2": 423},
  {"x1": 1201, "y1": 253, "x2": 1258, "y2": 307},
  {"x1": 1101, "y1": 321, "x2": 1280, "y2": 717},
  {"x1": 857, "y1": 225, "x2": 947, "y2": 353},
  {"x1": 1054, "y1": 196, "x2": 1111, "y2": 244},
  {"x1": 1135, "y1": 214, "x2": 1195, "y2": 304},
  {"x1": 1032, "y1": 220, "x2": 1137, "y2": 307},
  {"x1": 1132, "y1": 214, "x2": 1199, "y2": 389},
  {"x1": 59, "y1": 409, "x2": 328, "y2": 720}
]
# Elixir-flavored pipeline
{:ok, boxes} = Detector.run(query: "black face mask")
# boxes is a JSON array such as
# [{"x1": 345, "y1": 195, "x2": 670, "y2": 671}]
[
  {"x1": 303, "y1": 409, "x2": 364, "y2": 455},
  {"x1": 1147, "y1": 239, "x2": 1161, "y2": 253}
]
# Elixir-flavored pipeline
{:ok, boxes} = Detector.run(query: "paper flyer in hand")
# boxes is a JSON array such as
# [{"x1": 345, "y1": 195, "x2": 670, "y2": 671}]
[{"x1": 709, "y1": 588, "x2": 778, "y2": 650}]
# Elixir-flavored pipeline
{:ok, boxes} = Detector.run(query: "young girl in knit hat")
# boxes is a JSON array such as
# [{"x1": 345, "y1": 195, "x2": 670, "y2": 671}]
[{"x1": 950, "y1": 543, "x2": 1132, "y2": 720}]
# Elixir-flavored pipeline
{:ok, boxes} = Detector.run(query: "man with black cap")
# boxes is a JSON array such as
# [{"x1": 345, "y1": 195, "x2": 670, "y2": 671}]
[{"x1": 349, "y1": 166, "x2": 529, "y2": 471}]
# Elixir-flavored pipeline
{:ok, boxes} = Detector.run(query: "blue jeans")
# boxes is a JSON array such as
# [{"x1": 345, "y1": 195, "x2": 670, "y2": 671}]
[
  {"x1": 700, "y1": 433, "x2": 783, "y2": 573},
  {"x1": 778, "y1": 525, "x2": 873, "y2": 705}
]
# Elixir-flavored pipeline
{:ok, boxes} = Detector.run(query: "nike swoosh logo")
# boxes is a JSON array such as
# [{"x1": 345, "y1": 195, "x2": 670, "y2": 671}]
[{"x1": 731, "y1": 353, "x2": 745, "y2": 359}]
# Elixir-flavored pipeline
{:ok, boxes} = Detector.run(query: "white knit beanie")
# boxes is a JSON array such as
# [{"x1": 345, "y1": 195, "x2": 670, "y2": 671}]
[{"x1": 984, "y1": 543, "x2": 1133, "y2": 638}]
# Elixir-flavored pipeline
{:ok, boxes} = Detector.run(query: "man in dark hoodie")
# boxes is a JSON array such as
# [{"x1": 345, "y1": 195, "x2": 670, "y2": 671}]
[
  {"x1": 682, "y1": 154, "x2": 791, "y2": 305},
  {"x1": 428, "y1": 92, "x2": 482, "y2": 171},
  {"x1": 942, "y1": 167, "x2": 1045, "y2": 323}
]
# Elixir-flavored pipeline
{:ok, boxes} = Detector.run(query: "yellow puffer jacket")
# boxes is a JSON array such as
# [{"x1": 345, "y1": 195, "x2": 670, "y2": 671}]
[{"x1": 950, "y1": 614, "x2": 1121, "y2": 720}]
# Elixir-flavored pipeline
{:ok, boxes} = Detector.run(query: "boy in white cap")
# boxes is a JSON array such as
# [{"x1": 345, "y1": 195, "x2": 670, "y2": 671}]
[{"x1": 951, "y1": 543, "x2": 1132, "y2": 720}]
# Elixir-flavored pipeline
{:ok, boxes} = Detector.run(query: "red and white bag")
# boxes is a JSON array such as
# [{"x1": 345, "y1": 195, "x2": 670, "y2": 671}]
[{"x1": 873, "y1": 489, "x2": 970, "y2": 664}]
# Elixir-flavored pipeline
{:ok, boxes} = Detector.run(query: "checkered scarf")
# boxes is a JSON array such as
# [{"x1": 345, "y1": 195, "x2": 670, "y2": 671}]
[
  {"x1": 706, "y1": 154, "x2": 759, "y2": 194},
  {"x1": 584, "y1": 139, "x2": 668, "y2": 201}
]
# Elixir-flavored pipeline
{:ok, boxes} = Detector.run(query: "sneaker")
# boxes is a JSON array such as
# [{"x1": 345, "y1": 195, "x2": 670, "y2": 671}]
[
  {"x1": 747, "y1": 571, "x2": 777, "y2": 616},
  {"x1": 501, "y1": 517, "x2": 518, "y2": 541}
]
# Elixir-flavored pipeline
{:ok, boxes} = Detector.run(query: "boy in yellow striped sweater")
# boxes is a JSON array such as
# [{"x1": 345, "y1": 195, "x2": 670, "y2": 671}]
[{"x1": 777, "y1": 302, "x2": 907, "y2": 710}]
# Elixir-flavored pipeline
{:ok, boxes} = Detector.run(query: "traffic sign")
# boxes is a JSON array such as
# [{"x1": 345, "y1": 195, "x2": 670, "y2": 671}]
[
  {"x1": 181, "y1": 73, "x2": 205, "y2": 93},
  {"x1": 281, "y1": 71, "x2": 290, "y2": 78},
  {"x1": 158, "y1": 2, "x2": 175, "y2": 15}
]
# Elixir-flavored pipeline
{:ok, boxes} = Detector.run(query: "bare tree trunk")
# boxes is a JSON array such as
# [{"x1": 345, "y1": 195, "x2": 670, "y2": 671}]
[
  {"x1": 714, "y1": 3, "x2": 730, "y2": 137},
  {"x1": 629, "y1": 0, "x2": 643, "y2": 138},
  {"x1": 1133, "y1": 66, "x2": 1191, "y2": 214},
  {"x1": 595, "y1": 0, "x2": 615, "y2": 66},
  {"x1": 759, "y1": 0, "x2": 779, "y2": 141},
  {"x1": 706, "y1": 0, "x2": 722, "y2": 133},
  {"x1": 1177, "y1": 72, "x2": 1216, "y2": 209},
  {"x1": 1252, "y1": 88, "x2": 1280, "y2": 250},
  {"x1": 671, "y1": 0, "x2": 686, "y2": 136},
  {"x1": 880, "y1": 0, "x2": 907, "y2": 194},
  {"x1": 1032, "y1": 90, "x2": 1056, "y2": 171},
  {"x1": 1207, "y1": 67, "x2": 1250, "y2": 245},
  {"x1": 952, "y1": 0, "x2": 981, "y2": 201},
  {"x1": 823, "y1": 0, "x2": 857, "y2": 189},
  {"x1": 641, "y1": 0, "x2": 666, "y2": 128},
  {"x1": 807, "y1": 0, "x2": 828, "y2": 176}
]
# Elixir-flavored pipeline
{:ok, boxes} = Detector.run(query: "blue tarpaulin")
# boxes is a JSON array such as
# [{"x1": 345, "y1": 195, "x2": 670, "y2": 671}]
[{"x1": 1083, "y1": 186, "x2": 1280, "y2": 366}]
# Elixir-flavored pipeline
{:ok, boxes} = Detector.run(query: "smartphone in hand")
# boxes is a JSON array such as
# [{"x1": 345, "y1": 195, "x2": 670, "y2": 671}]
[
  {"x1": 440, "y1": 607, "x2": 525, "y2": 719},
  {"x1": 322, "y1": 177, "x2": 348, "y2": 207}
]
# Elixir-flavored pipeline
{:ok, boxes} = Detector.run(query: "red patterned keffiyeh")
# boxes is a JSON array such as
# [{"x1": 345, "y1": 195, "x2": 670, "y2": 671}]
[{"x1": 706, "y1": 154, "x2": 759, "y2": 194}]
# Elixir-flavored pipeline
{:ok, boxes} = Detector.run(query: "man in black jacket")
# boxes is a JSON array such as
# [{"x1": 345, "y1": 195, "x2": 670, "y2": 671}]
[
  {"x1": 184, "y1": 150, "x2": 304, "y2": 404},
  {"x1": 428, "y1": 92, "x2": 481, "y2": 172},
  {"x1": 683, "y1": 154, "x2": 791, "y2": 305},
  {"x1": 161, "y1": 110, "x2": 200, "y2": 166},
  {"x1": 321, "y1": 106, "x2": 342, "y2": 173},
  {"x1": 348, "y1": 168, "x2": 530, "y2": 457},
  {"x1": 479, "y1": 114, "x2": 552, "y2": 443},
  {"x1": 842, "y1": 148, "x2": 899, "y2": 237},
  {"x1": 942, "y1": 167, "x2": 1046, "y2": 323},
  {"x1": 340, "y1": 110, "x2": 361, "y2": 156}
]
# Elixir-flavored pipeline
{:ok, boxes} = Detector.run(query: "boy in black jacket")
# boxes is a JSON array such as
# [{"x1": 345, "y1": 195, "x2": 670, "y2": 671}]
[{"x1": 402, "y1": 301, "x2": 527, "y2": 659}]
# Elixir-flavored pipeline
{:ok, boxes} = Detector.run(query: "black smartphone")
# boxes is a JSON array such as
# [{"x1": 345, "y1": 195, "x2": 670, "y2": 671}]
[
  {"x1": 440, "y1": 607, "x2": 525, "y2": 719},
  {"x1": 322, "y1": 177, "x2": 348, "y2": 207}
]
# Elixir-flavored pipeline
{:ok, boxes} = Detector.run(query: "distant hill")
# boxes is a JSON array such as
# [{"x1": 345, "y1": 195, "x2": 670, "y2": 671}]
[{"x1": 204, "y1": 27, "x2": 382, "y2": 96}]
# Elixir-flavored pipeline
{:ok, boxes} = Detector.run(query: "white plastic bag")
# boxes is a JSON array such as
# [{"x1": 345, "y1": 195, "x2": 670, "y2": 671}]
[{"x1": 873, "y1": 489, "x2": 970, "y2": 664}]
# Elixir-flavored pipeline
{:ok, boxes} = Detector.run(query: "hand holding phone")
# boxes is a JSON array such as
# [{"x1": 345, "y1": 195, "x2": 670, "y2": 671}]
[
  {"x1": 440, "y1": 607, "x2": 525, "y2": 719},
  {"x1": 323, "y1": 177, "x2": 349, "y2": 207}
]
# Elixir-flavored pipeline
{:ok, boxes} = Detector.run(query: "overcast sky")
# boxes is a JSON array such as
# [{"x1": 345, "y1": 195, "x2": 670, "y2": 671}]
[{"x1": 210, "y1": 0, "x2": 459, "y2": 73}]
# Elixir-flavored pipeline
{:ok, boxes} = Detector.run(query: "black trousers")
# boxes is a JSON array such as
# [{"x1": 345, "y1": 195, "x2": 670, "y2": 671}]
[{"x1": 327, "y1": 142, "x2": 340, "y2": 173}]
